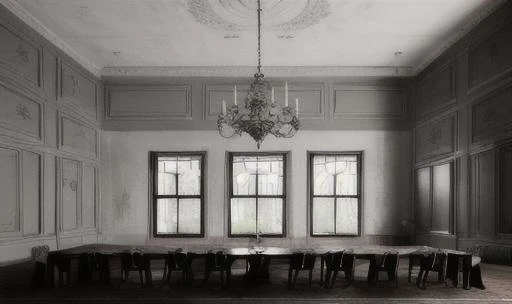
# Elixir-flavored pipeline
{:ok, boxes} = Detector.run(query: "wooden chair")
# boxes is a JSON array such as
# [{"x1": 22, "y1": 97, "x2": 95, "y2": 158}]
[
  {"x1": 163, "y1": 250, "x2": 193, "y2": 287},
  {"x1": 370, "y1": 251, "x2": 400, "y2": 287},
  {"x1": 323, "y1": 250, "x2": 355, "y2": 288},
  {"x1": 245, "y1": 254, "x2": 271, "y2": 281},
  {"x1": 203, "y1": 251, "x2": 229, "y2": 286},
  {"x1": 415, "y1": 251, "x2": 448, "y2": 289},
  {"x1": 288, "y1": 252, "x2": 316, "y2": 288},
  {"x1": 31, "y1": 245, "x2": 50, "y2": 288},
  {"x1": 120, "y1": 250, "x2": 145, "y2": 288}
]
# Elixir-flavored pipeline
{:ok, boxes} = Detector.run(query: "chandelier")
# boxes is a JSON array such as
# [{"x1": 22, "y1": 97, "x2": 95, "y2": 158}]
[{"x1": 217, "y1": 0, "x2": 300, "y2": 149}]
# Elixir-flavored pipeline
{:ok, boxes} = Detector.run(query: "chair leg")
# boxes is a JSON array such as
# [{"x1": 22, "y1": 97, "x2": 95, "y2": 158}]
[
  {"x1": 138, "y1": 270, "x2": 144, "y2": 288},
  {"x1": 330, "y1": 270, "x2": 339, "y2": 289},
  {"x1": 324, "y1": 270, "x2": 331, "y2": 288},
  {"x1": 292, "y1": 269, "x2": 299, "y2": 287},
  {"x1": 203, "y1": 269, "x2": 211, "y2": 285},
  {"x1": 220, "y1": 270, "x2": 225, "y2": 286},
  {"x1": 308, "y1": 269, "x2": 313, "y2": 288},
  {"x1": 167, "y1": 270, "x2": 172, "y2": 286},
  {"x1": 288, "y1": 267, "x2": 293, "y2": 287},
  {"x1": 66, "y1": 271, "x2": 71, "y2": 285},
  {"x1": 408, "y1": 258, "x2": 413, "y2": 283}
]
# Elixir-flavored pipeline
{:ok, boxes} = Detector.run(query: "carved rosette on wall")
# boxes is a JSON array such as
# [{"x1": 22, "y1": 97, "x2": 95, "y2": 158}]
[
  {"x1": 187, "y1": 0, "x2": 329, "y2": 34},
  {"x1": 15, "y1": 104, "x2": 31, "y2": 120}
]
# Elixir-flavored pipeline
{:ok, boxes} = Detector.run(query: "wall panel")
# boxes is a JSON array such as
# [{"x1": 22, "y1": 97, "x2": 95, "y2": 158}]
[
  {"x1": 477, "y1": 150, "x2": 496, "y2": 237},
  {"x1": 61, "y1": 158, "x2": 79, "y2": 232},
  {"x1": 0, "y1": 24, "x2": 40, "y2": 87},
  {"x1": 0, "y1": 83, "x2": 42, "y2": 141},
  {"x1": 43, "y1": 154, "x2": 56, "y2": 235},
  {"x1": 415, "y1": 114, "x2": 455, "y2": 162},
  {"x1": 472, "y1": 84, "x2": 512, "y2": 144},
  {"x1": 60, "y1": 61, "x2": 97, "y2": 120},
  {"x1": 82, "y1": 165, "x2": 96, "y2": 229},
  {"x1": 21, "y1": 150, "x2": 40, "y2": 235},
  {"x1": 0, "y1": 147, "x2": 19, "y2": 234},
  {"x1": 415, "y1": 61, "x2": 456, "y2": 118},
  {"x1": 60, "y1": 115, "x2": 98, "y2": 158},
  {"x1": 499, "y1": 145, "x2": 512, "y2": 234},
  {"x1": 106, "y1": 84, "x2": 192, "y2": 120},
  {"x1": 432, "y1": 162, "x2": 452, "y2": 233},
  {"x1": 415, "y1": 167, "x2": 431, "y2": 232},
  {"x1": 333, "y1": 85, "x2": 406, "y2": 119},
  {"x1": 468, "y1": 20, "x2": 512, "y2": 89}
]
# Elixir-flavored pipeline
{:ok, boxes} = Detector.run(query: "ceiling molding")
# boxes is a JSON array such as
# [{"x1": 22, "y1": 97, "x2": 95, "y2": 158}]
[
  {"x1": 0, "y1": 0, "x2": 101, "y2": 77},
  {"x1": 101, "y1": 66, "x2": 414, "y2": 78},
  {"x1": 413, "y1": 0, "x2": 507, "y2": 75}
]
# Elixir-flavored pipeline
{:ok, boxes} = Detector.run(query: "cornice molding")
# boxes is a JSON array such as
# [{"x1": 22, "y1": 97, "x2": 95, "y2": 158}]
[
  {"x1": 413, "y1": 0, "x2": 507, "y2": 75},
  {"x1": 101, "y1": 66, "x2": 414, "y2": 78},
  {"x1": 0, "y1": 0, "x2": 101, "y2": 77}
]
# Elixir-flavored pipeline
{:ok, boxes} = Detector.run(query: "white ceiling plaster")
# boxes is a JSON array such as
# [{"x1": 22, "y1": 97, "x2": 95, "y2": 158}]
[{"x1": 2, "y1": 0, "x2": 506, "y2": 77}]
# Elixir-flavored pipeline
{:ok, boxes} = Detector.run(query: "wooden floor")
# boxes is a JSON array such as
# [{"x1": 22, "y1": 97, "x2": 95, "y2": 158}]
[{"x1": 1, "y1": 259, "x2": 512, "y2": 303}]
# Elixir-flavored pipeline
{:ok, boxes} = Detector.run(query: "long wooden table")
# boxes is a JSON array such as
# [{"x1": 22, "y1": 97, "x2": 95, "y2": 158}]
[{"x1": 45, "y1": 244, "x2": 483, "y2": 289}]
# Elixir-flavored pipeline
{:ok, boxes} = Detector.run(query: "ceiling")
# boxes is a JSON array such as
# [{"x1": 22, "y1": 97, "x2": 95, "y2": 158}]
[{"x1": 4, "y1": 0, "x2": 505, "y2": 77}]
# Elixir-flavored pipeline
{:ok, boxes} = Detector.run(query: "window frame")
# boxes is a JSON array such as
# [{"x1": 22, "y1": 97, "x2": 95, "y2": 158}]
[
  {"x1": 150, "y1": 151, "x2": 206, "y2": 238},
  {"x1": 308, "y1": 151, "x2": 362, "y2": 237},
  {"x1": 227, "y1": 151, "x2": 288, "y2": 238}
]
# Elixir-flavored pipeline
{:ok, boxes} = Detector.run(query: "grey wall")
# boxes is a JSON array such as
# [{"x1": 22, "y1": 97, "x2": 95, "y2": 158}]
[
  {"x1": 412, "y1": 1, "x2": 512, "y2": 250},
  {"x1": 0, "y1": 5, "x2": 102, "y2": 263}
]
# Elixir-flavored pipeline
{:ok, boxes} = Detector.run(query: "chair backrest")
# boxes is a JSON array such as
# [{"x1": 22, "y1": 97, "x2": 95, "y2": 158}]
[
  {"x1": 32, "y1": 245, "x2": 50, "y2": 264},
  {"x1": 206, "y1": 250, "x2": 227, "y2": 268},
  {"x1": 380, "y1": 251, "x2": 400, "y2": 271},
  {"x1": 290, "y1": 252, "x2": 316, "y2": 269},
  {"x1": 168, "y1": 250, "x2": 189, "y2": 270}
]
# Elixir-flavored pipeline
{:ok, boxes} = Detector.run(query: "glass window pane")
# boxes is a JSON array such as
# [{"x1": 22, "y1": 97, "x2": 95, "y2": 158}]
[
  {"x1": 312, "y1": 198, "x2": 335, "y2": 235},
  {"x1": 158, "y1": 158, "x2": 176, "y2": 195},
  {"x1": 258, "y1": 157, "x2": 283, "y2": 195},
  {"x1": 233, "y1": 156, "x2": 257, "y2": 195},
  {"x1": 336, "y1": 198, "x2": 358, "y2": 235},
  {"x1": 178, "y1": 198, "x2": 201, "y2": 234},
  {"x1": 177, "y1": 156, "x2": 201, "y2": 195},
  {"x1": 156, "y1": 198, "x2": 177, "y2": 234},
  {"x1": 230, "y1": 198, "x2": 256, "y2": 234},
  {"x1": 335, "y1": 156, "x2": 358, "y2": 195},
  {"x1": 257, "y1": 198, "x2": 283, "y2": 234},
  {"x1": 313, "y1": 155, "x2": 334, "y2": 195}
]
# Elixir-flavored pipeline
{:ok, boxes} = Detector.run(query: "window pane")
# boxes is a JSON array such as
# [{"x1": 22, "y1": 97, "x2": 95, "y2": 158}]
[
  {"x1": 335, "y1": 156, "x2": 358, "y2": 195},
  {"x1": 312, "y1": 198, "x2": 335, "y2": 235},
  {"x1": 178, "y1": 198, "x2": 201, "y2": 234},
  {"x1": 258, "y1": 157, "x2": 283, "y2": 195},
  {"x1": 336, "y1": 198, "x2": 358, "y2": 235},
  {"x1": 257, "y1": 198, "x2": 283, "y2": 234},
  {"x1": 230, "y1": 198, "x2": 256, "y2": 234},
  {"x1": 158, "y1": 157, "x2": 176, "y2": 195},
  {"x1": 313, "y1": 155, "x2": 334, "y2": 195},
  {"x1": 233, "y1": 156, "x2": 257, "y2": 195},
  {"x1": 156, "y1": 198, "x2": 177, "y2": 234},
  {"x1": 177, "y1": 156, "x2": 201, "y2": 195}
]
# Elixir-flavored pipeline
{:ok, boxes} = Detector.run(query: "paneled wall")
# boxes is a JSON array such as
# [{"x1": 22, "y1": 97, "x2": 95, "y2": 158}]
[
  {"x1": 413, "y1": 1, "x2": 512, "y2": 250},
  {"x1": 102, "y1": 78, "x2": 411, "y2": 131},
  {"x1": 0, "y1": 6, "x2": 101, "y2": 263}
]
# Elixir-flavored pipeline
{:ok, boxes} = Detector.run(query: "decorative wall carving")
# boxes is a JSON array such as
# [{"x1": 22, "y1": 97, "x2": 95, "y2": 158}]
[
  {"x1": 415, "y1": 115, "x2": 455, "y2": 162},
  {"x1": 0, "y1": 24, "x2": 40, "y2": 86},
  {"x1": 333, "y1": 85, "x2": 406, "y2": 119},
  {"x1": 60, "y1": 116, "x2": 98, "y2": 158},
  {"x1": 60, "y1": 61, "x2": 97, "y2": 120},
  {"x1": 0, "y1": 147, "x2": 19, "y2": 234},
  {"x1": 0, "y1": 84, "x2": 41, "y2": 140},
  {"x1": 106, "y1": 84, "x2": 192, "y2": 120},
  {"x1": 415, "y1": 61, "x2": 456, "y2": 118},
  {"x1": 469, "y1": 21, "x2": 512, "y2": 89},
  {"x1": 187, "y1": 0, "x2": 329, "y2": 32},
  {"x1": 472, "y1": 84, "x2": 512, "y2": 143}
]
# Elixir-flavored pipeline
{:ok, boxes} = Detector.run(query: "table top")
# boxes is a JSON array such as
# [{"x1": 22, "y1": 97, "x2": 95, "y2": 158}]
[{"x1": 48, "y1": 244, "x2": 471, "y2": 258}]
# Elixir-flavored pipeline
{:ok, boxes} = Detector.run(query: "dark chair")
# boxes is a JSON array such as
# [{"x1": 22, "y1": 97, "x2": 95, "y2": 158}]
[
  {"x1": 56, "y1": 254, "x2": 74, "y2": 287},
  {"x1": 370, "y1": 251, "x2": 400, "y2": 287},
  {"x1": 163, "y1": 250, "x2": 193, "y2": 287},
  {"x1": 120, "y1": 250, "x2": 145, "y2": 288},
  {"x1": 323, "y1": 250, "x2": 355, "y2": 288},
  {"x1": 288, "y1": 252, "x2": 316, "y2": 288},
  {"x1": 415, "y1": 251, "x2": 448, "y2": 289},
  {"x1": 203, "y1": 251, "x2": 229, "y2": 286},
  {"x1": 31, "y1": 245, "x2": 50, "y2": 288},
  {"x1": 245, "y1": 254, "x2": 271, "y2": 281},
  {"x1": 446, "y1": 252, "x2": 485, "y2": 290},
  {"x1": 408, "y1": 254, "x2": 421, "y2": 283}
]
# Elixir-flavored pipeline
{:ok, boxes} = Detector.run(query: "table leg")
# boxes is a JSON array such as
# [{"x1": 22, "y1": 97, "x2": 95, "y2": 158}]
[
  {"x1": 46, "y1": 255, "x2": 56, "y2": 288},
  {"x1": 320, "y1": 256, "x2": 325, "y2": 285},
  {"x1": 462, "y1": 255, "x2": 471, "y2": 290},
  {"x1": 144, "y1": 257, "x2": 153, "y2": 288}
]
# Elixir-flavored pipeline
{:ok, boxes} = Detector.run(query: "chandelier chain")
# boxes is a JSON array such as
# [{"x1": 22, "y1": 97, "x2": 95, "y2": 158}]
[{"x1": 256, "y1": 0, "x2": 262, "y2": 77}]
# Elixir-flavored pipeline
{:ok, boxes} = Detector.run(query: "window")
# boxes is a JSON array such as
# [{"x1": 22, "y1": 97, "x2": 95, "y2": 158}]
[
  {"x1": 309, "y1": 152, "x2": 361, "y2": 236},
  {"x1": 150, "y1": 152, "x2": 205, "y2": 237},
  {"x1": 228, "y1": 153, "x2": 286, "y2": 237}
]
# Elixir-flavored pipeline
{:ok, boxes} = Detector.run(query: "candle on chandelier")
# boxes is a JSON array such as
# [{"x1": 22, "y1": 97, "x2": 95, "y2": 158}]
[
  {"x1": 295, "y1": 98, "x2": 299, "y2": 118},
  {"x1": 285, "y1": 82, "x2": 288, "y2": 107},
  {"x1": 222, "y1": 100, "x2": 227, "y2": 115},
  {"x1": 234, "y1": 85, "x2": 237, "y2": 106}
]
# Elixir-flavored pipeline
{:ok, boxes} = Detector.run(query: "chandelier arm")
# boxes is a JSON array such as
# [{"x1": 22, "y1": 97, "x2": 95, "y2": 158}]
[{"x1": 256, "y1": 0, "x2": 262, "y2": 77}]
